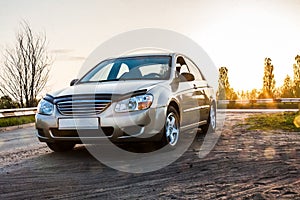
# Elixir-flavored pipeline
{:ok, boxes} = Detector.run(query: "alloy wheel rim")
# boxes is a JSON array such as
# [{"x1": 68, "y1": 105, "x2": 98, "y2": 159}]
[
  {"x1": 165, "y1": 113, "x2": 179, "y2": 146},
  {"x1": 210, "y1": 105, "x2": 216, "y2": 130}
]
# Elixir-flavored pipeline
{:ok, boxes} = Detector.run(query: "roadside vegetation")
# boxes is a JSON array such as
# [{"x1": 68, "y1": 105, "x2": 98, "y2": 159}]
[
  {"x1": 245, "y1": 112, "x2": 300, "y2": 132},
  {"x1": 217, "y1": 102, "x2": 299, "y2": 109},
  {"x1": 0, "y1": 115, "x2": 35, "y2": 128},
  {"x1": 217, "y1": 55, "x2": 300, "y2": 101}
]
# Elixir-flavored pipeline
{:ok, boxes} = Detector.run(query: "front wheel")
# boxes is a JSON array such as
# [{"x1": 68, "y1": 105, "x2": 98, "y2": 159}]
[
  {"x1": 46, "y1": 142, "x2": 76, "y2": 152},
  {"x1": 162, "y1": 106, "x2": 180, "y2": 147}
]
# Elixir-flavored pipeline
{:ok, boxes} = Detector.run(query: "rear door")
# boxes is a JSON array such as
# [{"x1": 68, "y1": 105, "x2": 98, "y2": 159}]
[
  {"x1": 174, "y1": 56, "x2": 199, "y2": 129},
  {"x1": 185, "y1": 57, "x2": 210, "y2": 122}
]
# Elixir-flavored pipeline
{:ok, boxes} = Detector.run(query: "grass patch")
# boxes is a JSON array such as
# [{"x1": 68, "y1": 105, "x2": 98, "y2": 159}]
[
  {"x1": 245, "y1": 112, "x2": 300, "y2": 132},
  {"x1": 0, "y1": 115, "x2": 35, "y2": 127}
]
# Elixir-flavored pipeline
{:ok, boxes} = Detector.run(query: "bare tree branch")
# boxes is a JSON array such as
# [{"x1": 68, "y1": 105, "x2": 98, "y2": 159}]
[{"x1": 0, "y1": 21, "x2": 51, "y2": 107}]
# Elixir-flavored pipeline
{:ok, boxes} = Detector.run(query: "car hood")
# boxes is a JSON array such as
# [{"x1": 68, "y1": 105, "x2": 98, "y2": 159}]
[{"x1": 49, "y1": 80, "x2": 167, "y2": 98}]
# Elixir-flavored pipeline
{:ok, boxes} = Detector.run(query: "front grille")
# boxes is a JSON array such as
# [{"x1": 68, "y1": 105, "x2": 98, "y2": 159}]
[{"x1": 56, "y1": 98, "x2": 111, "y2": 116}]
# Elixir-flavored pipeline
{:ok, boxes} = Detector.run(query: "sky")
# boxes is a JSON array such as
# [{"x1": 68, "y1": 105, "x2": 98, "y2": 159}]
[{"x1": 0, "y1": 0, "x2": 300, "y2": 95}]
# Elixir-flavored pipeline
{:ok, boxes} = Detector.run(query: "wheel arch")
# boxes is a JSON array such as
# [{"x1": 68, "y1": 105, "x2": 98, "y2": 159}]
[
  {"x1": 168, "y1": 99, "x2": 181, "y2": 123},
  {"x1": 211, "y1": 99, "x2": 216, "y2": 109}
]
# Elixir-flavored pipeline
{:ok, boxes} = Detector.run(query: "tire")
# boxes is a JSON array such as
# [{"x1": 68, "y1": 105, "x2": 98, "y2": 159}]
[
  {"x1": 201, "y1": 103, "x2": 216, "y2": 134},
  {"x1": 46, "y1": 142, "x2": 76, "y2": 152},
  {"x1": 162, "y1": 106, "x2": 180, "y2": 147}
]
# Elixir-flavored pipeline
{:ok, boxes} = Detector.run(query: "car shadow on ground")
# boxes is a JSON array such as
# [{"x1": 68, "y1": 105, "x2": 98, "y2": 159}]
[{"x1": 33, "y1": 129, "x2": 207, "y2": 169}]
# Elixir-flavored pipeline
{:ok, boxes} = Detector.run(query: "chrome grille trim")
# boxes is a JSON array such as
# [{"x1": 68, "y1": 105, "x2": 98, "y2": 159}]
[{"x1": 56, "y1": 99, "x2": 111, "y2": 116}]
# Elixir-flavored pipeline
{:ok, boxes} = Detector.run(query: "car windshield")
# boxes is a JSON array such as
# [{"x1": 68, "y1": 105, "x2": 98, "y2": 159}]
[{"x1": 79, "y1": 56, "x2": 171, "y2": 83}]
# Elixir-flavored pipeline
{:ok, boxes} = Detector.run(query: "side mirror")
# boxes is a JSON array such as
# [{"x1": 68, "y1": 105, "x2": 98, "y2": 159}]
[
  {"x1": 70, "y1": 79, "x2": 79, "y2": 86},
  {"x1": 179, "y1": 72, "x2": 195, "y2": 82}
]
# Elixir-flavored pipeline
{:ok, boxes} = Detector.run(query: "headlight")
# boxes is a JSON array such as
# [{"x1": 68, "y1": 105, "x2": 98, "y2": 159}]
[
  {"x1": 115, "y1": 94, "x2": 153, "y2": 112},
  {"x1": 37, "y1": 99, "x2": 54, "y2": 115}
]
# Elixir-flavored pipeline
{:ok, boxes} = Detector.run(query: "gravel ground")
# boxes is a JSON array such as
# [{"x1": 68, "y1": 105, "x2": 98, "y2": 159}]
[{"x1": 0, "y1": 113, "x2": 299, "y2": 199}]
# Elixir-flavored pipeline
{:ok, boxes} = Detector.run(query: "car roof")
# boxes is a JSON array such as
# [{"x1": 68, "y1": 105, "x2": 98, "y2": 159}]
[{"x1": 108, "y1": 52, "x2": 175, "y2": 59}]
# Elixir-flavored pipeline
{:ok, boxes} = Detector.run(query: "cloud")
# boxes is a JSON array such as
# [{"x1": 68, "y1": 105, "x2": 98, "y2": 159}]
[
  {"x1": 50, "y1": 49, "x2": 85, "y2": 61},
  {"x1": 50, "y1": 49, "x2": 74, "y2": 54},
  {"x1": 67, "y1": 56, "x2": 85, "y2": 61}
]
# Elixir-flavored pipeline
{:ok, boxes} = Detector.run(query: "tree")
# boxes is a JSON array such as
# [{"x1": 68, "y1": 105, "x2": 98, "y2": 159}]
[
  {"x1": 260, "y1": 57, "x2": 276, "y2": 98},
  {"x1": 0, "y1": 95, "x2": 19, "y2": 109},
  {"x1": 249, "y1": 89, "x2": 258, "y2": 100},
  {"x1": 0, "y1": 22, "x2": 51, "y2": 107},
  {"x1": 217, "y1": 67, "x2": 237, "y2": 100},
  {"x1": 293, "y1": 55, "x2": 300, "y2": 97},
  {"x1": 239, "y1": 90, "x2": 246, "y2": 100},
  {"x1": 280, "y1": 75, "x2": 294, "y2": 98}
]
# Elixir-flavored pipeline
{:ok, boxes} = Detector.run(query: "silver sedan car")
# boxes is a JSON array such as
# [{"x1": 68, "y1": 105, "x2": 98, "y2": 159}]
[{"x1": 36, "y1": 53, "x2": 216, "y2": 152}]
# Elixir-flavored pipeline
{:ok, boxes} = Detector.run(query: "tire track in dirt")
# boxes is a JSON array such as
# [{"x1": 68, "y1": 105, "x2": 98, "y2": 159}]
[{"x1": 0, "y1": 113, "x2": 299, "y2": 199}]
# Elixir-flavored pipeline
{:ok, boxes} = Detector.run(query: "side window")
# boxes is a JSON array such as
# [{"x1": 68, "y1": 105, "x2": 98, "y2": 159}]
[
  {"x1": 176, "y1": 56, "x2": 190, "y2": 74},
  {"x1": 179, "y1": 64, "x2": 189, "y2": 74},
  {"x1": 185, "y1": 58, "x2": 204, "y2": 81}
]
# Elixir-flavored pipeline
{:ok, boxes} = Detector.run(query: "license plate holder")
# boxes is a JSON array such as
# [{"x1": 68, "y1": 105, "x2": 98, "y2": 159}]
[{"x1": 58, "y1": 118, "x2": 99, "y2": 130}]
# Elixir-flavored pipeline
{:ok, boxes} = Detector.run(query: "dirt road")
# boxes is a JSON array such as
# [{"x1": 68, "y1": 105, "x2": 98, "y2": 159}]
[{"x1": 0, "y1": 113, "x2": 299, "y2": 199}]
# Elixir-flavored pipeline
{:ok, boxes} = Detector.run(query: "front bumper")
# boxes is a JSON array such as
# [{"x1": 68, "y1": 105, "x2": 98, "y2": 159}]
[{"x1": 35, "y1": 104, "x2": 167, "y2": 143}]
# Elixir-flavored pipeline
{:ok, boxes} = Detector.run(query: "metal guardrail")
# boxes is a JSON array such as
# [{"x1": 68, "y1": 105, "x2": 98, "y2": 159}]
[
  {"x1": 218, "y1": 98, "x2": 300, "y2": 105},
  {"x1": 0, "y1": 98, "x2": 300, "y2": 118},
  {"x1": 279, "y1": 98, "x2": 300, "y2": 103},
  {"x1": 0, "y1": 107, "x2": 37, "y2": 118}
]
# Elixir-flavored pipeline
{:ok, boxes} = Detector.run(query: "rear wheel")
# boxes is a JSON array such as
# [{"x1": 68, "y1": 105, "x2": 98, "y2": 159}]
[
  {"x1": 46, "y1": 142, "x2": 76, "y2": 152},
  {"x1": 162, "y1": 106, "x2": 180, "y2": 147},
  {"x1": 201, "y1": 103, "x2": 216, "y2": 134}
]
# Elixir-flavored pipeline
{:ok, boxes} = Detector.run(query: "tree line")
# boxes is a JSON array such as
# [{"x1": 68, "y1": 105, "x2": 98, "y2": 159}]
[
  {"x1": 0, "y1": 22, "x2": 51, "y2": 109},
  {"x1": 217, "y1": 55, "x2": 300, "y2": 100},
  {"x1": 0, "y1": 21, "x2": 298, "y2": 108}
]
